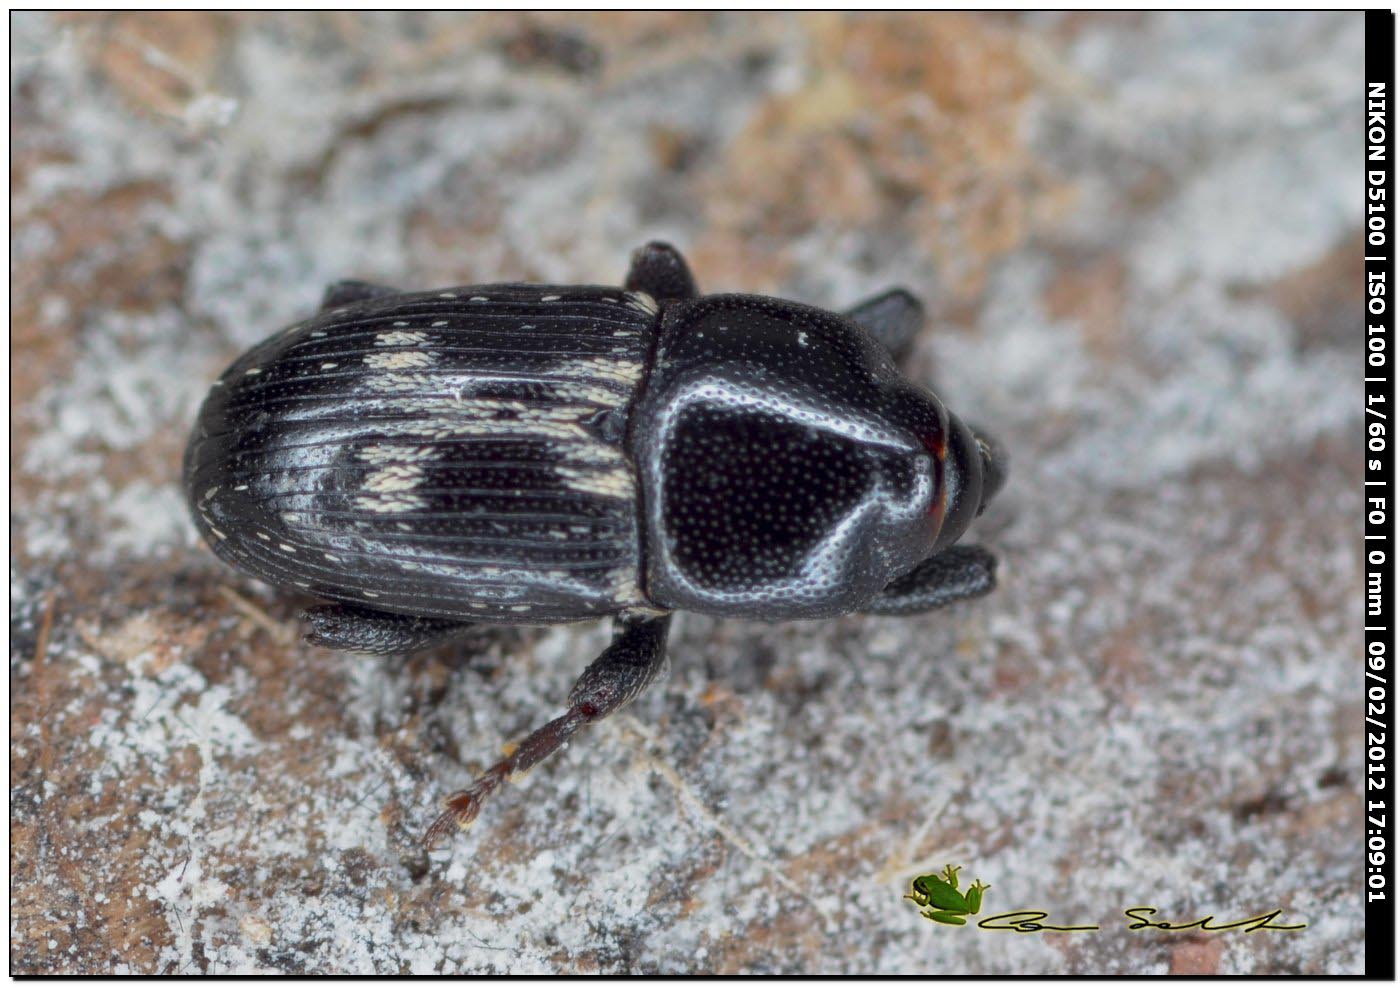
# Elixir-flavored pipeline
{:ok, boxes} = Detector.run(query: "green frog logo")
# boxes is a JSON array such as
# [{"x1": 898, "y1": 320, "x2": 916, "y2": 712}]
[{"x1": 905, "y1": 864, "x2": 990, "y2": 926}]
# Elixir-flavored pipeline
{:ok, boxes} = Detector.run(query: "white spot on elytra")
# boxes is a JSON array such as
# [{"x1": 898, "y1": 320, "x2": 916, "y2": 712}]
[
  {"x1": 364, "y1": 350, "x2": 435, "y2": 370},
  {"x1": 357, "y1": 443, "x2": 435, "y2": 465},
  {"x1": 355, "y1": 459, "x2": 429, "y2": 513},
  {"x1": 611, "y1": 566, "x2": 645, "y2": 607},
  {"x1": 555, "y1": 464, "x2": 633, "y2": 500},
  {"x1": 470, "y1": 296, "x2": 489, "y2": 302},
  {"x1": 320, "y1": 362, "x2": 338, "y2": 370},
  {"x1": 374, "y1": 330, "x2": 429, "y2": 347},
  {"x1": 256, "y1": 532, "x2": 271, "y2": 541},
  {"x1": 361, "y1": 464, "x2": 424, "y2": 493},
  {"x1": 541, "y1": 294, "x2": 561, "y2": 302},
  {"x1": 244, "y1": 367, "x2": 262, "y2": 375},
  {"x1": 278, "y1": 543, "x2": 296, "y2": 553},
  {"x1": 560, "y1": 356, "x2": 643, "y2": 386},
  {"x1": 364, "y1": 370, "x2": 436, "y2": 394},
  {"x1": 430, "y1": 320, "x2": 448, "y2": 327}
]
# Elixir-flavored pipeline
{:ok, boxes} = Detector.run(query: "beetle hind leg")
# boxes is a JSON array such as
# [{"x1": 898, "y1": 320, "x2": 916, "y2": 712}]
[
  {"x1": 845, "y1": 287, "x2": 925, "y2": 367},
  {"x1": 624, "y1": 241, "x2": 698, "y2": 304},
  {"x1": 424, "y1": 613, "x2": 671, "y2": 848},
  {"x1": 303, "y1": 603, "x2": 477, "y2": 655},
  {"x1": 861, "y1": 545, "x2": 998, "y2": 617},
  {"x1": 320, "y1": 279, "x2": 401, "y2": 309}
]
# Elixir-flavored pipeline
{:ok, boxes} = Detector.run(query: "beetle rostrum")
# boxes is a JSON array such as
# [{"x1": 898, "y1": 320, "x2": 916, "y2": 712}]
[{"x1": 183, "y1": 241, "x2": 1007, "y2": 846}]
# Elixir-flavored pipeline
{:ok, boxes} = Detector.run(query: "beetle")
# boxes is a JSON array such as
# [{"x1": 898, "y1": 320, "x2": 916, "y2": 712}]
[{"x1": 183, "y1": 242, "x2": 1007, "y2": 847}]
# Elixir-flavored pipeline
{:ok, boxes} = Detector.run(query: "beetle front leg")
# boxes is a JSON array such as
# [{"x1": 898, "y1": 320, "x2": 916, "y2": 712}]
[
  {"x1": 424, "y1": 613, "x2": 672, "y2": 847},
  {"x1": 861, "y1": 545, "x2": 998, "y2": 617},
  {"x1": 845, "y1": 287, "x2": 925, "y2": 367},
  {"x1": 624, "y1": 241, "x2": 698, "y2": 304},
  {"x1": 303, "y1": 603, "x2": 477, "y2": 655},
  {"x1": 320, "y1": 279, "x2": 401, "y2": 309}
]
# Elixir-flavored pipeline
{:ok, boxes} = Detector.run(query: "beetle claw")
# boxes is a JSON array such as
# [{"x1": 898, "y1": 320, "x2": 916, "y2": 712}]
[
  {"x1": 421, "y1": 759, "x2": 520, "y2": 848},
  {"x1": 423, "y1": 790, "x2": 484, "y2": 849}
]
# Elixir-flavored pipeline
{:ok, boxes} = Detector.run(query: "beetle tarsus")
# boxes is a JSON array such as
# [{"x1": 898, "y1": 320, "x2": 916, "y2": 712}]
[
  {"x1": 303, "y1": 603, "x2": 477, "y2": 655},
  {"x1": 624, "y1": 241, "x2": 698, "y2": 304},
  {"x1": 422, "y1": 614, "x2": 671, "y2": 848},
  {"x1": 862, "y1": 545, "x2": 998, "y2": 617},
  {"x1": 320, "y1": 279, "x2": 401, "y2": 309},
  {"x1": 844, "y1": 287, "x2": 925, "y2": 366},
  {"x1": 424, "y1": 765, "x2": 513, "y2": 847}
]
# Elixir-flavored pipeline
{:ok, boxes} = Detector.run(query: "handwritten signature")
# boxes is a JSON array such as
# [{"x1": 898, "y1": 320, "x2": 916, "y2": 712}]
[
  {"x1": 905, "y1": 866, "x2": 1306, "y2": 934},
  {"x1": 973, "y1": 908, "x2": 1306, "y2": 934}
]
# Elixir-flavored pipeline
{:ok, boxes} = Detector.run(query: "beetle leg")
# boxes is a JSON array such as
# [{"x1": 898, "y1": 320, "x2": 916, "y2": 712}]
[
  {"x1": 844, "y1": 287, "x2": 925, "y2": 367},
  {"x1": 303, "y1": 603, "x2": 476, "y2": 656},
  {"x1": 424, "y1": 613, "x2": 671, "y2": 847},
  {"x1": 624, "y1": 241, "x2": 698, "y2": 303},
  {"x1": 320, "y1": 279, "x2": 401, "y2": 309},
  {"x1": 861, "y1": 545, "x2": 997, "y2": 617}
]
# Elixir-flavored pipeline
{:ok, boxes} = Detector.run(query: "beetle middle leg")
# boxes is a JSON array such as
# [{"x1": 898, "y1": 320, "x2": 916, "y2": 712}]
[
  {"x1": 624, "y1": 241, "x2": 698, "y2": 303},
  {"x1": 424, "y1": 613, "x2": 671, "y2": 847},
  {"x1": 845, "y1": 287, "x2": 925, "y2": 366},
  {"x1": 303, "y1": 603, "x2": 477, "y2": 655},
  {"x1": 320, "y1": 279, "x2": 401, "y2": 309},
  {"x1": 861, "y1": 545, "x2": 998, "y2": 617}
]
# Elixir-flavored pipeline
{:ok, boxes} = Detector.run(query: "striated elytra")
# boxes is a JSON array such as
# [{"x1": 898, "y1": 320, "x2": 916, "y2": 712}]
[{"x1": 183, "y1": 241, "x2": 1007, "y2": 846}]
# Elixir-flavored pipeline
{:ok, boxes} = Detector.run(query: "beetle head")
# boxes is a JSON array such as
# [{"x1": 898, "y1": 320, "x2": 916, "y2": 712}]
[
  {"x1": 865, "y1": 386, "x2": 1006, "y2": 571},
  {"x1": 931, "y1": 413, "x2": 1006, "y2": 554}
]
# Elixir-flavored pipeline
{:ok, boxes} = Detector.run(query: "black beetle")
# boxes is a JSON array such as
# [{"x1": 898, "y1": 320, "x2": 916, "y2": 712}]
[{"x1": 183, "y1": 242, "x2": 1007, "y2": 846}]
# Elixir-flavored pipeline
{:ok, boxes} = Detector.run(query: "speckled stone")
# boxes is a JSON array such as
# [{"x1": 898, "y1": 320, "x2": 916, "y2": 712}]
[{"x1": 11, "y1": 11, "x2": 1364, "y2": 974}]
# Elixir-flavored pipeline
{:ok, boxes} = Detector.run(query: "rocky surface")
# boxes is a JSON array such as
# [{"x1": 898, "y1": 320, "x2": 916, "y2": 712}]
[{"x1": 11, "y1": 12, "x2": 1364, "y2": 973}]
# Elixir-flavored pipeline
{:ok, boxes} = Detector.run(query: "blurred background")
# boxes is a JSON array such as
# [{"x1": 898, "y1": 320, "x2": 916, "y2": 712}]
[{"x1": 11, "y1": 12, "x2": 1363, "y2": 973}]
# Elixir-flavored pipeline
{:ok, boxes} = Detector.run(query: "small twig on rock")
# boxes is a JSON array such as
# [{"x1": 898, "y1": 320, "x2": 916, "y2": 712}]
[
  {"x1": 32, "y1": 589, "x2": 57, "y2": 667},
  {"x1": 218, "y1": 586, "x2": 295, "y2": 645},
  {"x1": 615, "y1": 718, "x2": 836, "y2": 931},
  {"x1": 23, "y1": 590, "x2": 59, "y2": 713},
  {"x1": 875, "y1": 789, "x2": 970, "y2": 890}
]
